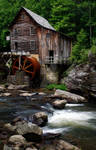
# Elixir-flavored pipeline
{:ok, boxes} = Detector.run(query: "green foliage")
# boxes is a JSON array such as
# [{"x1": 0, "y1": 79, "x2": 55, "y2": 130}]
[
  {"x1": 70, "y1": 29, "x2": 89, "y2": 64},
  {"x1": 46, "y1": 84, "x2": 67, "y2": 91},
  {"x1": 50, "y1": 0, "x2": 76, "y2": 37},
  {"x1": 90, "y1": 39, "x2": 96, "y2": 55},
  {"x1": 62, "y1": 71, "x2": 68, "y2": 78}
]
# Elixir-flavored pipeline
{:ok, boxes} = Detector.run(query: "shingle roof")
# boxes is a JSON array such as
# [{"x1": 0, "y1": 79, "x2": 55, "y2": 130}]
[{"x1": 23, "y1": 7, "x2": 56, "y2": 31}]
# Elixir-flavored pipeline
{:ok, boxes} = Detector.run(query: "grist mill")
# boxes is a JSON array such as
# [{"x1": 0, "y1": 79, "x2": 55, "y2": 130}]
[{"x1": 4, "y1": 7, "x2": 72, "y2": 86}]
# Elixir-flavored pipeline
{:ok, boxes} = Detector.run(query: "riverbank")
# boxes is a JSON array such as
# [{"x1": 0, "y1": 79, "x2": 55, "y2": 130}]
[{"x1": 0, "y1": 85, "x2": 96, "y2": 150}]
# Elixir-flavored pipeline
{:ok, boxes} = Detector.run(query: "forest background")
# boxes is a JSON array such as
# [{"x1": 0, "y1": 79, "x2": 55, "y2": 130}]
[{"x1": 0, "y1": 0, "x2": 96, "y2": 64}]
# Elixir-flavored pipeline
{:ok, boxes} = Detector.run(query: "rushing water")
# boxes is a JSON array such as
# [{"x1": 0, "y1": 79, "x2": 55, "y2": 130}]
[{"x1": 0, "y1": 96, "x2": 96, "y2": 150}]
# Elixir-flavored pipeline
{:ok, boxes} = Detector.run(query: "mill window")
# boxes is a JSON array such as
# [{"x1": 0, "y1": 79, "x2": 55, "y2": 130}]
[
  {"x1": 49, "y1": 50, "x2": 54, "y2": 63},
  {"x1": 30, "y1": 40, "x2": 36, "y2": 50},
  {"x1": 46, "y1": 33, "x2": 51, "y2": 38},
  {"x1": 14, "y1": 29, "x2": 18, "y2": 36},
  {"x1": 15, "y1": 42, "x2": 18, "y2": 50},
  {"x1": 21, "y1": 14, "x2": 24, "y2": 19},
  {"x1": 30, "y1": 27, "x2": 36, "y2": 35}
]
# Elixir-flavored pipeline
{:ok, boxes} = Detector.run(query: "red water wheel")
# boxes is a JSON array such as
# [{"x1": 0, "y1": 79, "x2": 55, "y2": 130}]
[{"x1": 12, "y1": 56, "x2": 40, "y2": 79}]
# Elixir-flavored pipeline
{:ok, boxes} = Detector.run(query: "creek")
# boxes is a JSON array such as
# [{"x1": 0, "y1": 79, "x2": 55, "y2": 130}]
[{"x1": 0, "y1": 95, "x2": 96, "y2": 150}]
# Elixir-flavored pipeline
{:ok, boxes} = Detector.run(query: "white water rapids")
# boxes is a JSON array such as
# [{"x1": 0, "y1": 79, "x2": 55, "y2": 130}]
[{"x1": 43, "y1": 103, "x2": 96, "y2": 134}]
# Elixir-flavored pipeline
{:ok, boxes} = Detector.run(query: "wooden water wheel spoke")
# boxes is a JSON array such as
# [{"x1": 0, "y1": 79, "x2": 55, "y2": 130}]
[
  {"x1": 23, "y1": 58, "x2": 27, "y2": 69},
  {"x1": 13, "y1": 66, "x2": 19, "y2": 70},
  {"x1": 25, "y1": 63, "x2": 32, "y2": 70}
]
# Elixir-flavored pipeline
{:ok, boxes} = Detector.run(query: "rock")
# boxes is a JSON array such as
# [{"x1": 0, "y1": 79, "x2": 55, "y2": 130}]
[
  {"x1": 4, "y1": 123, "x2": 16, "y2": 132},
  {"x1": 4, "y1": 144, "x2": 24, "y2": 150},
  {"x1": 43, "y1": 133, "x2": 61, "y2": 140},
  {"x1": 3, "y1": 144, "x2": 13, "y2": 150},
  {"x1": 41, "y1": 140, "x2": 80, "y2": 150},
  {"x1": 33, "y1": 112, "x2": 48, "y2": 127},
  {"x1": 12, "y1": 116, "x2": 23, "y2": 125},
  {"x1": 19, "y1": 92, "x2": 38, "y2": 97},
  {"x1": 7, "y1": 84, "x2": 28, "y2": 90},
  {"x1": 40, "y1": 145, "x2": 55, "y2": 150},
  {"x1": 39, "y1": 92, "x2": 46, "y2": 96},
  {"x1": 19, "y1": 93, "x2": 33, "y2": 97},
  {"x1": 26, "y1": 147, "x2": 37, "y2": 150},
  {"x1": 0, "y1": 85, "x2": 5, "y2": 91},
  {"x1": 53, "y1": 140, "x2": 80, "y2": 150},
  {"x1": 2, "y1": 93, "x2": 11, "y2": 97},
  {"x1": 63, "y1": 63, "x2": 96, "y2": 100},
  {"x1": 15, "y1": 122, "x2": 43, "y2": 142},
  {"x1": 16, "y1": 122, "x2": 42, "y2": 135},
  {"x1": 54, "y1": 89, "x2": 87, "y2": 103},
  {"x1": 9, "y1": 135, "x2": 26, "y2": 145},
  {"x1": 7, "y1": 84, "x2": 15, "y2": 90},
  {"x1": 52, "y1": 100, "x2": 67, "y2": 109},
  {"x1": 0, "y1": 131, "x2": 8, "y2": 140}
]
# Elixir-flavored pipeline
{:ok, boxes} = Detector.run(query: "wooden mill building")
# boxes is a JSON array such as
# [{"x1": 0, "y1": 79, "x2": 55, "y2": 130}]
[{"x1": 9, "y1": 7, "x2": 72, "y2": 65}]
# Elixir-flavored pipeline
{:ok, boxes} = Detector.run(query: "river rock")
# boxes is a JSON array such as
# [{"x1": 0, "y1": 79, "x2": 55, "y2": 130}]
[
  {"x1": 3, "y1": 144, "x2": 12, "y2": 150},
  {"x1": 53, "y1": 140, "x2": 80, "y2": 150},
  {"x1": 12, "y1": 116, "x2": 24, "y2": 125},
  {"x1": 4, "y1": 144, "x2": 24, "y2": 150},
  {"x1": 43, "y1": 133, "x2": 61, "y2": 140},
  {"x1": 33, "y1": 112, "x2": 48, "y2": 127},
  {"x1": 3, "y1": 135, "x2": 26, "y2": 150},
  {"x1": 15, "y1": 121, "x2": 43, "y2": 142},
  {"x1": 0, "y1": 131, "x2": 8, "y2": 140},
  {"x1": 26, "y1": 147, "x2": 38, "y2": 150},
  {"x1": 52, "y1": 100, "x2": 67, "y2": 109},
  {"x1": 40, "y1": 140, "x2": 80, "y2": 150},
  {"x1": 4, "y1": 123, "x2": 16, "y2": 132},
  {"x1": 9, "y1": 135, "x2": 26, "y2": 145},
  {"x1": 54, "y1": 89, "x2": 87, "y2": 103}
]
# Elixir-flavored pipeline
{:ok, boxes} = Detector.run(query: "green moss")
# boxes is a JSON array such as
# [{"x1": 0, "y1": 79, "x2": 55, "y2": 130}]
[{"x1": 46, "y1": 84, "x2": 67, "y2": 91}]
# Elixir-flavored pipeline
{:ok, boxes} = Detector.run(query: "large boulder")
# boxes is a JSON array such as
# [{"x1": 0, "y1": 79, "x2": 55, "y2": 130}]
[
  {"x1": 33, "y1": 112, "x2": 48, "y2": 127},
  {"x1": 52, "y1": 100, "x2": 67, "y2": 109},
  {"x1": 54, "y1": 89, "x2": 87, "y2": 103},
  {"x1": 15, "y1": 121, "x2": 43, "y2": 142},
  {"x1": 62, "y1": 63, "x2": 96, "y2": 100}
]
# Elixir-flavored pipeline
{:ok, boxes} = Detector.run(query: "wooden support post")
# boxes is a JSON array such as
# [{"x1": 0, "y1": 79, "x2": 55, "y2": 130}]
[{"x1": 19, "y1": 54, "x2": 21, "y2": 70}]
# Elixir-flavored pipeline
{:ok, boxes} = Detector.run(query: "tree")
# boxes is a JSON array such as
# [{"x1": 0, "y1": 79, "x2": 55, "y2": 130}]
[
  {"x1": 50, "y1": 0, "x2": 76, "y2": 37},
  {"x1": 71, "y1": 29, "x2": 88, "y2": 64}
]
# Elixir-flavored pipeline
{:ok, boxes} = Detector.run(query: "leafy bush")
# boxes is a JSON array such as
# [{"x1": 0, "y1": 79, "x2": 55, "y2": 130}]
[
  {"x1": 70, "y1": 29, "x2": 89, "y2": 64},
  {"x1": 46, "y1": 84, "x2": 67, "y2": 91}
]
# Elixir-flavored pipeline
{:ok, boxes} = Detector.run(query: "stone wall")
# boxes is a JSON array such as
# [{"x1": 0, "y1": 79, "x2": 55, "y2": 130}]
[
  {"x1": 7, "y1": 71, "x2": 30, "y2": 86},
  {"x1": 40, "y1": 64, "x2": 68, "y2": 87}
]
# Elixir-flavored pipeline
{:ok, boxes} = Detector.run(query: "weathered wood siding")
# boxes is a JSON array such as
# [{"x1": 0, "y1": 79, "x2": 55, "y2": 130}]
[
  {"x1": 59, "y1": 34, "x2": 72, "y2": 59},
  {"x1": 10, "y1": 9, "x2": 39, "y2": 54},
  {"x1": 37, "y1": 28, "x2": 72, "y2": 64},
  {"x1": 37, "y1": 27, "x2": 59, "y2": 63}
]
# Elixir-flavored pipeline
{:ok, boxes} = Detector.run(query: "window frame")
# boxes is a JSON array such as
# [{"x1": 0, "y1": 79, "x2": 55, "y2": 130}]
[
  {"x1": 21, "y1": 14, "x2": 24, "y2": 20},
  {"x1": 30, "y1": 40, "x2": 36, "y2": 50},
  {"x1": 30, "y1": 26, "x2": 36, "y2": 35}
]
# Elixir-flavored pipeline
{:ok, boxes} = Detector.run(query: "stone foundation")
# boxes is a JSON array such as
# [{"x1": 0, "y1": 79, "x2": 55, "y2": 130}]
[
  {"x1": 40, "y1": 64, "x2": 67, "y2": 86},
  {"x1": 7, "y1": 71, "x2": 30, "y2": 86}
]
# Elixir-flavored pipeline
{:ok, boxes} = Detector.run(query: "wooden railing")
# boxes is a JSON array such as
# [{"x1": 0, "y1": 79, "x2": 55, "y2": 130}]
[{"x1": 44, "y1": 56, "x2": 69, "y2": 64}]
